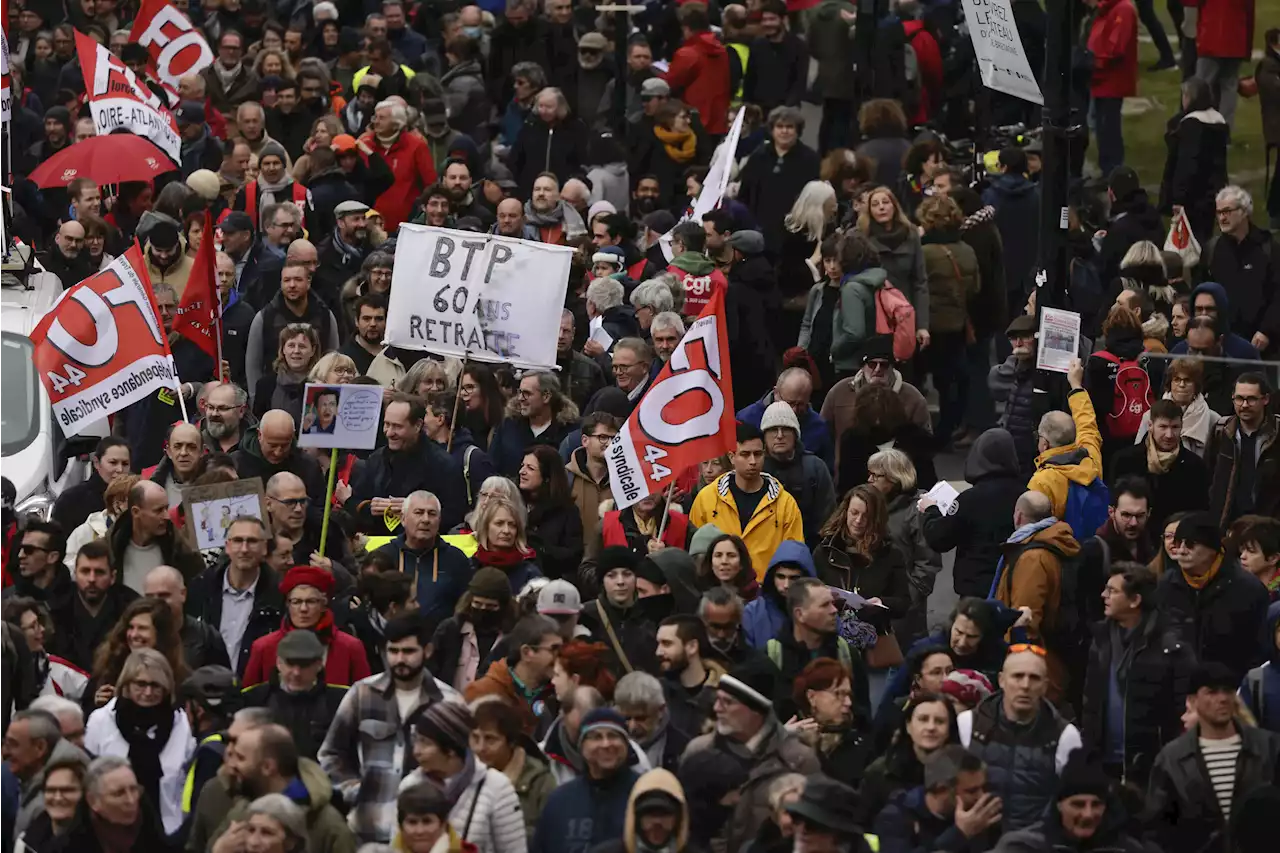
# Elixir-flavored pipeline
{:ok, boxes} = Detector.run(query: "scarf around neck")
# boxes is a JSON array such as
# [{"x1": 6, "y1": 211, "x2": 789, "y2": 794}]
[
  {"x1": 870, "y1": 220, "x2": 909, "y2": 250},
  {"x1": 524, "y1": 200, "x2": 566, "y2": 227},
  {"x1": 475, "y1": 544, "x2": 535, "y2": 569},
  {"x1": 1146, "y1": 432, "x2": 1180, "y2": 474},
  {"x1": 1182, "y1": 552, "x2": 1224, "y2": 591},
  {"x1": 114, "y1": 698, "x2": 175, "y2": 813},
  {"x1": 654, "y1": 125, "x2": 697, "y2": 163},
  {"x1": 212, "y1": 61, "x2": 243, "y2": 90}
]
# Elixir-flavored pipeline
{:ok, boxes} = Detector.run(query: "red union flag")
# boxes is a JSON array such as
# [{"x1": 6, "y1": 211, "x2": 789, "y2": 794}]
[
  {"x1": 173, "y1": 214, "x2": 218, "y2": 357},
  {"x1": 75, "y1": 29, "x2": 181, "y2": 161},
  {"x1": 29, "y1": 245, "x2": 178, "y2": 437},
  {"x1": 130, "y1": 0, "x2": 215, "y2": 93},
  {"x1": 606, "y1": 288, "x2": 735, "y2": 509}
]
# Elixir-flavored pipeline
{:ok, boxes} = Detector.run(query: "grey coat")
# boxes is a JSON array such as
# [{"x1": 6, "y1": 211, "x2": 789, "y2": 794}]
[{"x1": 867, "y1": 230, "x2": 929, "y2": 330}]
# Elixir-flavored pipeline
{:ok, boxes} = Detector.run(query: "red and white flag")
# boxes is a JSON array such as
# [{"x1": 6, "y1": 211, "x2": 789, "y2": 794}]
[
  {"x1": 606, "y1": 287, "x2": 736, "y2": 509},
  {"x1": 173, "y1": 214, "x2": 219, "y2": 358},
  {"x1": 29, "y1": 245, "x2": 178, "y2": 437},
  {"x1": 75, "y1": 29, "x2": 181, "y2": 161},
  {"x1": 129, "y1": 0, "x2": 215, "y2": 97},
  {"x1": 2, "y1": 19, "x2": 12, "y2": 123}
]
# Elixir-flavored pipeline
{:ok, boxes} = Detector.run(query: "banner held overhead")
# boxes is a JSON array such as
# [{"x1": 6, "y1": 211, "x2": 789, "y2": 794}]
[
  {"x1": 75, "y1": 29, "x2": 182, "y2": 161},
  {"x1": 384, "y1": 224, "x2": 574, "y2": 371}
]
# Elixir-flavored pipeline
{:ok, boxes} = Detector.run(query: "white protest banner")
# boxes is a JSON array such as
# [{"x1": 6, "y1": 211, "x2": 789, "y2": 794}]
[
  {"x1": 962, "y1": 0, "x2": 1044, "y2": 105},
  {"x1": 385, "y1": 224, "x2": 575, "y2": 370},
  {"x1": 660, "y1": 108, "x2": 746, "y2": 262},
  {"x1": 28, "y1": 245, "x2": 178, "y2": 437},
  {"x1": 75, "y1": 29, "x2": 182, "y2": 162},
  {"x1": 130, "y1": 0, "x2": 215, "y2": 94},
  {"x1": 1, "y1": 24, "x2": 11, "y2": 123},
  {"x1": 297, "y1": 384, "x2": 384, "y2": 450}
]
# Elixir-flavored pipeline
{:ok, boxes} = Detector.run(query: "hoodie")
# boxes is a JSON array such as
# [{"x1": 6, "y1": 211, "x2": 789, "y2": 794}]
[
  {"x1": 1240, "y1": 601, "x2": 1280, "y2": 733},
  {"x1": 742, "y1": 541, "x2": 817, "y2": 648},
  {"x1": 12, "y1": 738, "x2": 89, "y2": 840},
  {"x1": 662, "y1": 31, "x2": 730, "y2": 135},
  {"x1": 601, "y1": 768, "x2": 692, "y2": 853},
  {"x1": 982, "y1": 173, "x2": 1040, "y2": 297},
  {"x1": 666, "y1": 251, "x2": 727, "y2": 318},
  {"x1": 1170, "y1": 281, "x2": 1263, "y2": 361}
]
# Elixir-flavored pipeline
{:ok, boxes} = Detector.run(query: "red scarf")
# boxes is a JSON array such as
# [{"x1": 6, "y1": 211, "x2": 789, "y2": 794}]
[
  {"x1": 475, "y1": 545, "x2": 536, "y2": 569},
  {"x1": 282, "y1": 609, "x2": 336, "y2": 645}
]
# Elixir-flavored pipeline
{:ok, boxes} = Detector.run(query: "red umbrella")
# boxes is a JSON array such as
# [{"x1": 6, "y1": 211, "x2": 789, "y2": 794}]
[{"x1": 29, "y1": 134, "x2": 176, "y2": 188}]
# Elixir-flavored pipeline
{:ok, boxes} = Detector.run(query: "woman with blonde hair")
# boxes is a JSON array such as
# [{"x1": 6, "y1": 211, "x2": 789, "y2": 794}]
[
  {"x1": 399, "y1": 358, "x2": 456, "y2": 397},
  {"x1": 470, "y1": 497, "x2": 542, "y2": 593},
  {"x1": 858, "y1": 186, "x2": 928, "y2": 354},
  {"x1": 64, "y1": 474, "x2": 139, "y2": 571},
  {"x1": 253, "y1": 323, "x2": 321, "y2": 420},
  {"x1": 87, "y1": 597, "x2": 189, "y2": 711},
  {"x1": 292, "y1": 114, "x2": 344, "y2": 182},
  {"x1": 305, "y1": 352, "x2": 360, "y2": 508},
  {"x1": 253, "y1": 48, "x2": 296, "y2": 82},
  {"x1": 918, "y1": 194, "x2": 979, "y2": 443},
  {"x1": 83, "y1": 648, "x2": 193, "y2": 835},
  {"x1": 308, "y1": 351, "x2": 358, "y2": 384},
  {"x1": 866, "y1": 449, "x2": 941, "y2": 645}
]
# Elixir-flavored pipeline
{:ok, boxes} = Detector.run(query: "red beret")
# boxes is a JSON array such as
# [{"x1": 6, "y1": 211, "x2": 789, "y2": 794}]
[{"x1": 279, "y1": 566, "x2": 335, "y2": 598}]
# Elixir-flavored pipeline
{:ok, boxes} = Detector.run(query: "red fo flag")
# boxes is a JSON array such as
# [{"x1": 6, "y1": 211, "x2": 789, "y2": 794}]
[
  {"x1": 129, "y1": 0, "x2": 215, "y2": 97},
  {"x1": 605, "y1": 287, "x2": 735, "y2": 509},
  {"x1": 29, "y1": 244, "x2": 177, "y2": 437},
  {"x1": 173, "y1": 214, "x2": 219, "y2": 358}
]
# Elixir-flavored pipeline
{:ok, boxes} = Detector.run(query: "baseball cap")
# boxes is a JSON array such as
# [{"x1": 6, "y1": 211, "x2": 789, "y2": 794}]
[
  {"x1": 175, "y1": 100, "x2": 206, "y2": 126},
  {"x1": 220, "y1": 211, "x2": 254, "y2": 234},
  {"x1": 331, "y1": 134, "x2": 358, "y2": 153},
  {"x1": 537, "y1": 579, "x2": 582, "y2": 615}
]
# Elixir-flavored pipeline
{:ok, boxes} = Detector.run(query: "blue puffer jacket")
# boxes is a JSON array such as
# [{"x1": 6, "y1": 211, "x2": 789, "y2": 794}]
[
  {"x1": 1239, "y1": 601, "x2": 1280, "y2": 734},
  {"x1": 738, "y1": 393, "x2": 835, "y2": 473},
  {"x1": 742, "y1": 541, "x2": 816, "y2": 648}
]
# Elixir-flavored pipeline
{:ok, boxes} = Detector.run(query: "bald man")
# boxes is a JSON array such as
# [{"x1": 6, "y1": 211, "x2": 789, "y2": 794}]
[
  {"x1": 738, "y1": 366, "x2": 836, "y2": 475},
  {"x1": 40, "y1": 220, "x2": 94, "y2": 287},
  {"x1": 492, "y1": 197, "x2": 536, "y2": 240},
  {"x1": 958, "y1": 648, "x2": 1082, "y2": 831},
  {"x1": 143, "y1": 565, "x2": 230, "y2": 669},
  {"x1": 1027, "y1": 359, "x2": 1102, "y2": 519},
  {"x1": 112, "y1": 480, "x2": 205, "y2": 591},
  {"x1": 232, "y1": 410, "x2": 327, "y2": 509},
  {"x1": 265, "y1": 471, "x2": 354, "y2": 581},
  {"x1": 148, "y1": 423, "x2": 204, "y2": 508}
]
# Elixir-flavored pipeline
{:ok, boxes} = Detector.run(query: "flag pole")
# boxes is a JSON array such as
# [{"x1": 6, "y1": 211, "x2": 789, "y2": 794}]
[
  {"x1": 318, "y1": 447, "x2": 339, "y2": 556},
  {"x1": 655, "y1": 482, "x2": 676, "y2": 542},
  {"x1": 168, "y1": 355, "x2": 190, "y2": 422}
]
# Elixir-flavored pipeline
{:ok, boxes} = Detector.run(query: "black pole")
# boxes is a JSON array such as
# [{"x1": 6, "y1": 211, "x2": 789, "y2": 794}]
[
  {"x1": 1035, "y1": 0, "x2": 1080, "y2": 318},
  {"x1": 613, "y1": 9, "x2": 629, "y2": 136}
]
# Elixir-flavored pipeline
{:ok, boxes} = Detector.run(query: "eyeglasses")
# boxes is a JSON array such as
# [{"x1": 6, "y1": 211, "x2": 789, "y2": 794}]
[
  {"x1": 1215, "y1": 206, "x2": 1240, "y2": 216},
  {"x1": 270, "y1": 496, "x2": 310, "y2": 509},
  {"x1": 204, "y1": 404, "x2": 240, "y2": 414},
  {"x1": 1233, "y1": 395, "x2": 1264, "y2": 405},
  {"x1": 130, "y1": 679, "x2": 166, "y2": 693},
  {"x1": 332, "y1": 366, "x2": 358, "y2": 377},
  {"x1": 226, "y1": 536, "x2": 264, "y2": 547},
  {"x1": 288, "y1": 597, "x2": 327, "y2": 609},
  {"x1": 1008, "y1": 643, "x2": 1046, "y2": 656},
  {"x1": 612, "y1": 362, "x2": 640, "y2": 373},
  {"x1": 460, "y1": 383, "x2": 478, "y2": 394},
  {"x1": 531, "y1": 643, "x2": 563, "y2": 655},
  {"x1": 586, "y1": 433, "x2": 617, "y2": 442},
  {"x1": 19, "y1": 544, "x2": 52, "y2": 555},
  {"x1": 43, "y1": 785, "x2": 82, "y2": 799}
]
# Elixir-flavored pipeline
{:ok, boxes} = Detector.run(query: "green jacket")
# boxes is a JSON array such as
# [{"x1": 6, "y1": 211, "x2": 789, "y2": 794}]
[
  {"x1": 509, "y1": 748, "x2": 558, "y2": 838},
  {"x1": 669, "y1": 250, "x2": 716, "y2": 276},
  {"x1": 802, "y1": 267, "x2": 889, "y2": 373},
  {"x1": 210, "y1": 758, "x2": 357, "y2": 853},
  {"x1": 921, "y1": 236, "x2": 981, "y2": 334},
  {"x1": 807, "y1": 0, "x2": 859, "y2": 101}
]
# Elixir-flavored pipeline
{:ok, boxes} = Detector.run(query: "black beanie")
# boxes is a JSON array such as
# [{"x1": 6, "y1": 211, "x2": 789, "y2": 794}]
[{"x1": 1057, "y1": 752, "x2": 1110, "y2": 802}]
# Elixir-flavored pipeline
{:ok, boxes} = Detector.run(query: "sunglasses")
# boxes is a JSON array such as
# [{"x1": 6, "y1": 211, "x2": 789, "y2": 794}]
[{"x1": 1008, "y1": 643, "x2": 1046, "y2": 656}]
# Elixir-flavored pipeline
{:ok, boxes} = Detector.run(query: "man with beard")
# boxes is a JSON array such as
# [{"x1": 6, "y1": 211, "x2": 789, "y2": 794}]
[
  {"x1": 39, "y1": 221, "x2": 93, "y2": 289},
  {"x1": 340, "y1": 294, "x2": 387, "y2": 376},
  {"x1": 140, "y1": 213, "x2": 195, "y2": 296},
  {"x1": 239, "y1": 631, "x2": 348, "y2": 761},
  {"x1": 441, "y1": 158, "x2": 494, "y2": 227},
  {"x1": 7, "y1": 520, "x2": 74, "y2": 614},
  {"x1": 202, "y1": 30, "x2": 260, "y2": 113},
  {"x1": 579, "y1": 547, "x2": 660, "y2": 677},
  {"x1": 655, "y1": 615, "x2": 725, "y2": 740},
  {"x1": 145, "y1": 423, "x2": 205, "y2": 509},
  {"x1": 598, "y1": 39, "x2": 658, "y2": 125},
  {"x1": 201, "y1": 383, "x2": 252, "y2": 454},
  {"x1": 371, "y1": 491, "x2": 471, "y2": 628},
  {"x1": 28, "y1": 106, "x2": 73, "y2": 162},
  {"x1": 418, "y1": 184, "x2": 455, "y2": 228},
  {"x1": 558, "y1": 32, "x2": 613, "y2": 129},
  {"x1": 491, "y1": 197, "x2": 540, "y2": 240},
  {"x1": 315, "y1": 201, "x2": 371, "y2": 309},
  {"x1": 990, "y1": 315, "x2": 1051, "y2": 475},
  {"x1": 52, "y1": 437, "x2": 131, "y2": 533},
  {"x1": 466, "y1": 615, "x2": 561, "y2": 736},
  {"x1": 211, "y1": 722, "x2": 354, "y2": 849},
  {"x1": 244, "y1": 261, "x2": 340, "y2": 393},
  {"x1": 321, "y1": 615, "x2": 458, "y2": 844},
  {"x1": 346, "y1": 394, "x2": 468, "y2": 534},
  {"x1": 698, "y1": 586, "x2": 764, "y2": 669},
  {"x1": 232, "y1": 410, "x2": 328, "y2": 506},
  {"x1": 48, "y1": 540, "x2": 139, "y2": 671},
  {"x1": 524, "y1": 173, "x2": 587, "y2": 245},
  {"x1": 489, "y1": 371, "x2": 580, "y2": 478}
]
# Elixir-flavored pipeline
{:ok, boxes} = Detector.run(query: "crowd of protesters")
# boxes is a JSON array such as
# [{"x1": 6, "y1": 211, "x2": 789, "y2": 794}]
[{"x1": 4, "y1": 1, "x2": 1280, "y2": 853}]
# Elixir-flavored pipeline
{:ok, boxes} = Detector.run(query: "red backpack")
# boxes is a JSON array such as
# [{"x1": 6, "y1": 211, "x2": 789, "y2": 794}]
[
  {"x1": 875, "y1": 280, "x2": 917, "y2": 361},
  {"x1": 1095, "y1": 351, "x2": 1153, "y2": 439}
]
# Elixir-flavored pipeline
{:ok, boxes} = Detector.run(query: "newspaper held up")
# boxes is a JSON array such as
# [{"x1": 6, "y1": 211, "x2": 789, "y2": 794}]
[{"x1": 1036, "y1": 307, "x2": 1082, "y2": 374}]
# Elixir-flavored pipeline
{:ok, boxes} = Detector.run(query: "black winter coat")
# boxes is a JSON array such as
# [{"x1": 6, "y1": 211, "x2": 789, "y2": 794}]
[
  {"x1": 1159, "y1": 110, "x2": 1229, "y2": 239},
  {"x1": 737, "y1": 141, "x2": 821, "y2": 255},
  {"x1": 811, "y1": 537, "x2": 912, "y2": 633},
  {"x1": 921, "y1": 427, "x2": 1023, "y2": 597},
  {"x1": 1201, "y1": 227, "x2": 1280, "y2": 352},
  {"x1": 1081, "y1": 612, "x2": 1193, "y2": 786},
  {"x1": 511, "y1": 117, "x2": 590, "y2": 198},
  {"x1": 526, "y1": 498, "x2": 584, "y2": 582},
  {"x1": 957, "y1": 204, "x2": 1008, "y2": 339},
  {"x1": 306, "y1": 168, "x2": 364, "y2": 240},
  {"x1": 1205, "y1": 414, "x2": 1280, "y2": 526},
  {"x1": 1108, "y1": 441, "x2": 1211, "y2": 532},
  {"x1": 1155, "y1": 559, "x2": 1271, "y2": 683},
  {"x1": 186, "y1": 563, "x2": 285, "y2": 678},
  {"x1": 580, "y1": 596, "x2": 661, "y2": 678},
  {"x1": 181, "y1": 615, "x2": 231, "y2": 671},
  {"x1": 726, "y1": 256, "x2": 780, "y2": 405},
  {"x1": 51, "y1": 472, "x2": 107, "y2": 536},
  {"x1": 240, "y1": 677, "x2": 348, "y2": 759},
  {"x1": 837, "y1": 424, "x2": 937, "y2": 495},
  {"x1": 1097, "y1": 190, "x2": 1165, "y2": 287},
  {"x1": 345, "y1": 437, "x2": 469, "y2": 534},
  {"x1": 743, "y1": 34, "x2": 809, "y2": 114}
]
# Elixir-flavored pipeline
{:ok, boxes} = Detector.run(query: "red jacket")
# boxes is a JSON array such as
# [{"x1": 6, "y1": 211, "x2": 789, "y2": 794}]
[
  {"x1": 601, "y1": 510, "x2": 691, "y2": 552},
  {"x1": 204, "y1": 97, "x2": 228, "y2": 139},
  {"x1": 241, "y1": 614, "x2": 372, "y2": 687},
  {"x1": 903, "y1": 21, "x2": 943, "y2": 125},
  {"x1": 1189, "y1": 0, "x2": 1254, "y2": 59},
  {"x1": 665, "y1": 261, "x2": 727, "y2": 316},
  {"x1": 358, "y1": 129, "x2": 437, "y2": 231},
  {"x1": 1088, "y1": 0, "x2": 1139, "y2": 98},
  {"x1": 662, "y1": 31, "x2": 731, "y2": 135}
]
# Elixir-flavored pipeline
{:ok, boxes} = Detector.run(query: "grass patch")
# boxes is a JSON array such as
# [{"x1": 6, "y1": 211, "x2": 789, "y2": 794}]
[{"x1": 1121, "y1": 1, "x2": 1277, "y2": 204}]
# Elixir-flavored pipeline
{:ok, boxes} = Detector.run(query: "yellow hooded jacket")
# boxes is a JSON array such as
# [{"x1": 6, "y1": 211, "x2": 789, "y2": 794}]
[
  {"x1": 623, "y1": 769, "x2": 689, "y2": 853},
  {"x1": 1026, "y1": 390, "x2": 1103, "y2": 519},
  {"x1": 689, "y1": 473, "x2": 805, "y2": 581}
]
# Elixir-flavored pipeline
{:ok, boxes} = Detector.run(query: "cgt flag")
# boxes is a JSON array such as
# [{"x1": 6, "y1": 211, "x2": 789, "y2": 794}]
[
  {"x1": 173, "y1": 213, "x2": 218, "y2": 358},
  {"x1": 29, "y1": 245, "x2": 178, "y2": 437},
  {"x1": 606, "y1": 287, "x2": 735, "y2": 509}
]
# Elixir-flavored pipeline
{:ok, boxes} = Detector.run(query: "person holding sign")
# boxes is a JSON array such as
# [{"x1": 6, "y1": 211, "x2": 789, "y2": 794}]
[{"x1": 346, "y1": 394, "x2": 468, "y2": 534}]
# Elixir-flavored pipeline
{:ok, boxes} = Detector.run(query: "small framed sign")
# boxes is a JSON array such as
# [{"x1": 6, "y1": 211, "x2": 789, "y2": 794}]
[{"x1": 180, "y1": 477, "x2": 272, "y2": 552}]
